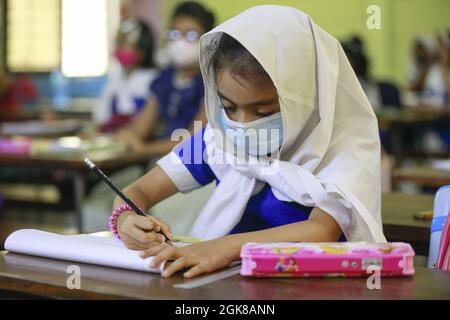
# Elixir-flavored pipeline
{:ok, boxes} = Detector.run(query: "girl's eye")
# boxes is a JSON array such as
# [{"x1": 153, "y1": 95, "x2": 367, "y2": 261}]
[
  {"x1": 223, "y1": 106, "x2": 237, "y2": 114},
  {"x1": 256, "y1": 111, "x2": 275, "y2": 117}
]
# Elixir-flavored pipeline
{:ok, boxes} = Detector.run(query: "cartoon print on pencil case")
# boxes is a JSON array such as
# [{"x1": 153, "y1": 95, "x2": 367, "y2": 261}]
[
  {"x1": 254, "y1": 243, "x2": 323, "y2": 255},
  {"x1": 275, "y1": 256, "x2": 299, "y2": 273},
  {"x1": 285, "y1": 257, "x2": 299, "y2": 272},
  {"x1": 377, "y1": 243, "x2": 395, "y2": 254},
  {"x1": 271, "y1": 247, "x2": 302, "y2": 255},
  {"x1": 350, "y1": 243, "x2": 395, "y2": 255},
  {"x1": 319, "y1": 244, "x2": 348, "y2": 255},
  {"x1": 275, "y1": 256, "x2": 286, "y2": 272},
  {"x1": 269, "y1": 243, "x2": 322, "y2": 255}
]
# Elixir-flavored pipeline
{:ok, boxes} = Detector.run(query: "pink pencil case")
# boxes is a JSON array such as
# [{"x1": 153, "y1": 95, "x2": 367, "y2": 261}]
[{"x1": 240, "y1": 242, "x2": 415, "y2": 278}]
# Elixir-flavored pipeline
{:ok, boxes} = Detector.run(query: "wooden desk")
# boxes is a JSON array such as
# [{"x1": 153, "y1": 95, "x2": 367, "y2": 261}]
[
  {"x1": 0, "y1": 102, "x2": 93, "y2": 123},
  {"x1": 0, "y1": 251, "x2": 449, "y2": 300},
  {"x1": 377, "y1": 107, "x2": 450, "y2": 129},
  {"x1": 377, "y1": 107, "x2": 450, "y2": 159},
  {"x1": 0, "y1": 119, "x2": 85, "y2": 138},
  {"x1": 393, "y1": 167, "x2": 450, "y2": 188},
  {"x1": 0, "y1": 110, "x2": 40, "y2": 122},
  {"x1": 381, "y1": 192, "x2": 434, "y2": 256},
  {"x1": 381, "y1": 192, "x2": 433, "y2": 243},
  {"x1": 0, "y1": 150, "x2": 151, "y2": 232}
]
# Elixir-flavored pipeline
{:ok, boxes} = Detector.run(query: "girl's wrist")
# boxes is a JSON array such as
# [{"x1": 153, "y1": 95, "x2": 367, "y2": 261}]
[
  {"x1": 223, "y1": 234, "x2": 247, "y2": 259},
  {"x1": 116, "y1": 210, "x2": 133, "y2": 229},
  {"x1": 109, "y1": 204, "x2": 133, "y2": 240}
]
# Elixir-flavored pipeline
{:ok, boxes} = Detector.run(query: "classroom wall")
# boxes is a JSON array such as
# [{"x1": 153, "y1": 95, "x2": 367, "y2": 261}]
[
  {"x1": 164, "y1": 0, "x2": 450, "y2": 88},
  {"x1": 2, "y1": 0, "x2": 448, "y2": 100},
  {"x1": 129, "y1": 0, "x2": 164, "y2": 42}
]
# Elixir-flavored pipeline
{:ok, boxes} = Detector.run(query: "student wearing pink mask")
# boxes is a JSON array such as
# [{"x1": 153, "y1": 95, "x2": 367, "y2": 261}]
[{"x1": 94, "y1": 18, "x2": 157, "y2": 132}]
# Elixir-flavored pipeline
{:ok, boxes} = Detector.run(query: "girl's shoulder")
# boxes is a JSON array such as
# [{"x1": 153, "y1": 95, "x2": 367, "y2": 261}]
[{"x1": 130, "y1": 68, "x2": 159, "y2": 81}]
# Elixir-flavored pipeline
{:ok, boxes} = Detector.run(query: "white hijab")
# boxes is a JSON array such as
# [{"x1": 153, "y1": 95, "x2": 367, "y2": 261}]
[{"x1": 186, "y1": 5, "x2": 386, "y2": 242}]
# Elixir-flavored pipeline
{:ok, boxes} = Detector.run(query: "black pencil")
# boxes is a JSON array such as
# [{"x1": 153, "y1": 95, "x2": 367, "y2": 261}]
[{"x1": 84, "y1": 158, "x2": 168, "y2": 240}]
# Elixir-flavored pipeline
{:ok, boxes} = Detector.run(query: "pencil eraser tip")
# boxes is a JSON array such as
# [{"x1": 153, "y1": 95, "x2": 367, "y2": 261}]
[{"x1": 84, "y1": 158, "x2": 94, "y2": 168}]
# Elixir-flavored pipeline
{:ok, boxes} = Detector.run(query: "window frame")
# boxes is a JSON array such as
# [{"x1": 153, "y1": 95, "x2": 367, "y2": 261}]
[
  {"x1": 4, "y1": 0, "x2": 61, "y2": 75},
  {"x1": 2, "y1": 0, "x2": 114, "y2": 77}
]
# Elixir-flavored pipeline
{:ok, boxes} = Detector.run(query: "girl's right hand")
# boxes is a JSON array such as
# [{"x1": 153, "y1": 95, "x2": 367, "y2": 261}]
[{"x1": 117, "y1": 212, "x2": 173, "y2": 250}]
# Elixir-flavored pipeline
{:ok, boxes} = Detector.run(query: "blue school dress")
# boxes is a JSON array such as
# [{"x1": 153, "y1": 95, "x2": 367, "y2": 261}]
[
  {"x1": 173, "y1": 128, "x2": 346, "y2": 240},
  {"x1": 150, "y1": 67, "x2": 204, "y2": 138}
]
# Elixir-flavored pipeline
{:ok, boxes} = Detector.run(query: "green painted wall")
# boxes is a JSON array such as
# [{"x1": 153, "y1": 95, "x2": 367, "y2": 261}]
[{"x1": 164, "y1": 0, "x2": 450, "y2": 87}]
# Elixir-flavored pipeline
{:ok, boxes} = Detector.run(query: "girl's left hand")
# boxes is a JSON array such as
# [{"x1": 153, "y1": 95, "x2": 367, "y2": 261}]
[{"x1": 140, "y1": 236, "x2": 240, "y2": 278}]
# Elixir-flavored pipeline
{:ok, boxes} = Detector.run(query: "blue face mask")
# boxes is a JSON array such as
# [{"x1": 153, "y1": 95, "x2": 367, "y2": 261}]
[{"x1": 219, "y1": 109, "x2": 284, "y2": 156}]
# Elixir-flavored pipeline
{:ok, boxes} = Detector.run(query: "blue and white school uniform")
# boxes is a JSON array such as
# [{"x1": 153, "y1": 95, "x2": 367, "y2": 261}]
[
  {"x1": 164, "y1": 128, "x2": 327, "y2": 234},
  {"x1": 94, "y1": 64, "x2": 157, "y2": 124}
]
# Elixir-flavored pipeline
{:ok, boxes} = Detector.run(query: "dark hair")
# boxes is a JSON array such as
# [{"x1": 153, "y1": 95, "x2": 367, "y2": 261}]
[
  {"x1": 342, "y1": 35, "x2": 369, "y2": 80},
  {"x1": 206, "y1": 33, "x2": 273, "y2": 87},
  {"x1": 172, "y1": 1, "x2": 215, "y2": 33},
  {"x1": 135, "y1": 20, "x2": 156, "y2": 68},
  {"x1": 118, "y1": 19, "x2": 156, "y2": 68}
]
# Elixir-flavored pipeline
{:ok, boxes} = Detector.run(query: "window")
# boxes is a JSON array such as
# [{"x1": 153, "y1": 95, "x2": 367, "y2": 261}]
[
  {"x1": 6, "y1": 0, "x2": 60, "y2": 73},
  {"x1": 61, "y1": 0, "x2": 108, "y2": 77},
  {"x1": 5, "y1": 0, "x2": 118, "y2": 77}
]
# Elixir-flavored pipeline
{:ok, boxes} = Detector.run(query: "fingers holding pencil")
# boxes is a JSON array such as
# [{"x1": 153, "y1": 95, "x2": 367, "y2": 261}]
[
  {"x1": 118, "y1": 212, "x2": 173, "y2": 249},
  {"x1": 83, "y1": 159, "x2": 173, "y2": 247}
]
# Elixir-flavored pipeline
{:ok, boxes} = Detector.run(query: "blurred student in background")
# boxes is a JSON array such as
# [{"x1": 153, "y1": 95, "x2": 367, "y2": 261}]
[
  {"x1": 406, "y1": 32, "x2": 450, "y2": 151},
  {"x1": 407, "y1": 35, "x2": 436, "y2": 96},
  {"x1": 342, "y1": 36, "x2": 381, "y2": 111},
  {"x1": 94, "y1": 18, "x2": 157, "y2": 132},
  {"x1": 116, "y1": 1, "x2": 215, "y2": 156},
  {"x1": 83, "y1": 2, "x2": 215, "y2": 233},
  {"x1": 0, "y1": 66, "x2": 37, "y2": 116},
  {"x1": 408, "y1": 32, "x2": 449, "y2": 108},
  {"x1": 423, "y1": 32, "x2": 449, "y2": 108},
  {"x1": 343, "y1": 36, "x2": 402, "y2": 112},
  {"x1": 432, "y1": 32, "x2": 450, "y2": 148}
]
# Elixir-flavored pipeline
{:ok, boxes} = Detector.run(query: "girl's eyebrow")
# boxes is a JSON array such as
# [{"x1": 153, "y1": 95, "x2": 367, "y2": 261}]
[
  {"x1": 217, "y1": 91, "x2": 238, "y2": 105},
  {"x1": 217, "y1": 91, "x2": 277, "y2": 107}
]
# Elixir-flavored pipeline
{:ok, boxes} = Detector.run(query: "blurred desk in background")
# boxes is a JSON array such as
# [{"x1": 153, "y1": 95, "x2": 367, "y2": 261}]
[
  {"x1": 377, "y1": 107, "x2": 450, "y2": 159},
  {"x1": 0, "y1": 98, "x2": 95, "y2": 123},
  {"x1": 393, "y1": 167, "x2": 450, "y2": 188},
  {"x1": 377, "y1": 107, "x2": 450, "y2": 128},
  {"x1": 381, "y1": 192, "x2": 433, "y2": 255},
  {"x1": 52, "y1": 98, "x2": 95, "y2": 120},
  {"x1": 0, "y1": 145, "x2": 151, "y2": 233},
  {"x1": 0, "y1": 110, "x2": 40, "y2": 122},
  {"x1": 0, "y1": 119, "x2": 87, "y2": 138}
]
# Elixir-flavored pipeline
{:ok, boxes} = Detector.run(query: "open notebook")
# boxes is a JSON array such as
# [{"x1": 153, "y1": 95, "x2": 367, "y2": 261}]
[{"x1": 4, "y1": 229, "x2": 200, "y2": 273}]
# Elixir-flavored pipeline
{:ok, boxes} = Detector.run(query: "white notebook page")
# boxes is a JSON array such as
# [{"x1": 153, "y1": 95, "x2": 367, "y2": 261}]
[{"x1": 4, "y1": 229, "x2": 164, "y2": 273}]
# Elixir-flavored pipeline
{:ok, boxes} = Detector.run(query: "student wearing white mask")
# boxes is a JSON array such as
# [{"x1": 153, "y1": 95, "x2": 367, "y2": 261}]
[
  {"x1": 116, "y1": 1, "x2": 214, "y2": 156},
  {"x1": 111, "y1": 6, "x2": 387, "y2": 278}
]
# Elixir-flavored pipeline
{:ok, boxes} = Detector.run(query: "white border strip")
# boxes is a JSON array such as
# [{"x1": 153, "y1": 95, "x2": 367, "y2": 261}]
[{"x1": 173, "y1": 264, "x2": 241, "y2": 289}]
